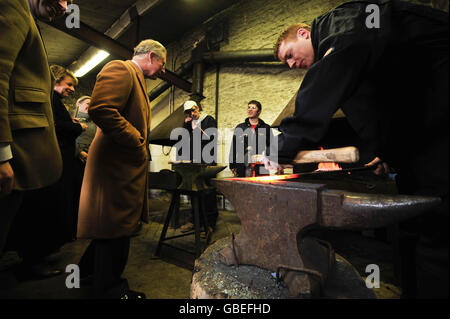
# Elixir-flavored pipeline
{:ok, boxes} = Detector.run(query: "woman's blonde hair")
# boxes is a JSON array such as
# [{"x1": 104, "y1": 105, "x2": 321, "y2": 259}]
[{"x1": 50, "y1": 64, "x2": 78, "y2": 86}]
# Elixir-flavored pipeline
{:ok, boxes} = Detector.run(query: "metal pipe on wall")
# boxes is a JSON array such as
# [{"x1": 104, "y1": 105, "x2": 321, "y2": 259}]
[
  {"x1": 191, "y1": 61, "x2": 206, "y2": 103},
  {"x1": 189, "y1": 41, "x2": 208, "y2": 103},
  {"x1": 202, "y1": 49, "x2": 277, "y2": 63},
  {"x1": 148, "y1": 48, "x2": 279, "y2": 102},
  {"x1": 215, "y1": 65, "x2": 220, "y2": 122}
]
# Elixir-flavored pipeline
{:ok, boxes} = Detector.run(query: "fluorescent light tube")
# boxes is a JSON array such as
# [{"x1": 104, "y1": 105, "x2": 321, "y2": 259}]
[{"x1": 73, "y1": 50, "x2": 110, "y2": 77}]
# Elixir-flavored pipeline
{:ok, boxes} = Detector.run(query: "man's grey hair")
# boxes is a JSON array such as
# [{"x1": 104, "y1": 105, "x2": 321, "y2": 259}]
[
  {"x1": 76, "y1": 96, "x2": 91, "y2": 105},
  {"x1": 133, "y1": 39, "x2": 167, "y2": 58}
]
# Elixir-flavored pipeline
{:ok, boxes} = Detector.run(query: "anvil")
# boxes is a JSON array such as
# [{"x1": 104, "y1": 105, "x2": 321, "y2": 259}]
[
  {"x1": 211, "y1": 176, "x2": 441, "y2": 298},
  {"x1": 170, "y1": 162, "x2": 226, "y2": 191}
]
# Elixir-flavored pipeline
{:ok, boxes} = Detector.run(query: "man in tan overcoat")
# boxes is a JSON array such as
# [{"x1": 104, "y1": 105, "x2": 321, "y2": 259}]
[
  {"x1": 77, "y1": 39, "x2": 166, "y2": 299},
  {"x1": 0, "y1": 0, "x2": 69, "y2": 258}
]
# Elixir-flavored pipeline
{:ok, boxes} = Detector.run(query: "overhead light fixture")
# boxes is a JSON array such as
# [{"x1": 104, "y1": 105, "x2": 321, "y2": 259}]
[{"x1": 73, "y1": 50, "x2": 110, "y2": 77}]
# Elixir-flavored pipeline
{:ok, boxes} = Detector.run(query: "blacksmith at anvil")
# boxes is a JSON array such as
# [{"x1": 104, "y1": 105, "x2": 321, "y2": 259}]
[
  {"x1": 229, "y1": 100, "x2": 274, "y2": 177},
  {"x1": 266, "y1": 0, "x2": 448, "y2": 298}
]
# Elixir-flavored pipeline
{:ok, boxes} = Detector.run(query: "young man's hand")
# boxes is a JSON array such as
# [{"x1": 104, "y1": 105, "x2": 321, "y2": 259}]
[{"x1": 365, "y1": 157, "x2": 393, "y2": 176}]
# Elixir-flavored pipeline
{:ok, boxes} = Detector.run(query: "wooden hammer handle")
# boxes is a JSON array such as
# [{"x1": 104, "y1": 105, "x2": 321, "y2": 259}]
[{"x1": 293, "y1": 146, "x2": 359, "y2": 164}]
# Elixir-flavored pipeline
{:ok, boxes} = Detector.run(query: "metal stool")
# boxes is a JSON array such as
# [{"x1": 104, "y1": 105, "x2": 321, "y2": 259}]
[
  {"x1": 154, "y1": 163, "x2": 225, "y2": 258},
  {"x1": 155, "y1": 189, "x2": 214, "y2": 258}
]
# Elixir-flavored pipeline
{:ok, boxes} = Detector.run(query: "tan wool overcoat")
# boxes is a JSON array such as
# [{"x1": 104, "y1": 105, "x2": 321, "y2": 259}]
[{"x1": 77, "y1": 60, "x2": 151, "y2": 239}]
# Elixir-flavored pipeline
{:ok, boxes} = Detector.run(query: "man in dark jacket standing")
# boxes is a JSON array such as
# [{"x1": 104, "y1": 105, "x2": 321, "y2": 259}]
[
  {"x1": 229, "y1": 100, "x2": 273, "y2": 177},
  {"x1": 177, "y1": 100, "x2": 217, "y2": 164},
  {"x1": 176, "y1": 100, "x2": 219, "y2": 232},
  {"x1": 272, "y1": 0, "x2": 448, "y2": 298}
]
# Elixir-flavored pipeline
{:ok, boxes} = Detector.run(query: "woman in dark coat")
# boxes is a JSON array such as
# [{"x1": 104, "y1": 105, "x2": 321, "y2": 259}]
[{"x1": 50, "y1": 65, "x2": 86, "y2": 244}]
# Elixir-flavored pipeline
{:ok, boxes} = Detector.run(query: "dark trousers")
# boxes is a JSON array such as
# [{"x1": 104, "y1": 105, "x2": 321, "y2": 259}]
[
  {"x1": 5, "y1": 186, "x2": 63, "y2": 264},
  {"x1": 184, "y1": 190, "x2": 218, "y2": 230},
  {"x1": 78, "y1": 237, "x2": 130, "y2": 298},
  {"x1": 395, "y1": 195, "x2": 449, "y2": 299},
  {"x1": 395, "y1": 169, "x2": 449, "y2": 298},
  {"x1": 5, "y1": 150, "x2": 81, "y2": 261},
  {"x1": 57, "y1": 147, "x2": 77, "y2": 243},
  {"x1": 72, "y1": 159, "x2": 86, "y2": 239},
  {"x1": 0, "y1": 191, "x2": 24, "y2": 255}
]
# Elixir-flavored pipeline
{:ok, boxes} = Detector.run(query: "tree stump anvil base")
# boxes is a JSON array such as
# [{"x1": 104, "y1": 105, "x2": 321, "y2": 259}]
[{"x1": 191, "y1": 238, "x2": 376, "y2": 299}]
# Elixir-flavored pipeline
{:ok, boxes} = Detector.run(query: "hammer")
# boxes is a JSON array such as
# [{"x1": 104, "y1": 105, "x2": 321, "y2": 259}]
[
  {"x1": 251, "y1": 146, "x2": 360, "y2": 165},
  {"x1": 293, "y1": 146, "x2": 359, "y2": 164}
]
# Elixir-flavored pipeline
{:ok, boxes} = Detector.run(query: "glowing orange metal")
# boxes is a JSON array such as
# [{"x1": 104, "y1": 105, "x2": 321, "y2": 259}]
[
  {"x1": 316, "y1": 162, "x2": 342, "y2": 171},
  {"x1": 316, "y1": 147, "x2": 342, "y2": 171}
]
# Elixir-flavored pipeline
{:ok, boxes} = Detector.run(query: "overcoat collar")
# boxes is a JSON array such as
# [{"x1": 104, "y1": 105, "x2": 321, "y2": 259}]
[{"x1": 126, "y1": 60, "x2": 151, "y2": 108}]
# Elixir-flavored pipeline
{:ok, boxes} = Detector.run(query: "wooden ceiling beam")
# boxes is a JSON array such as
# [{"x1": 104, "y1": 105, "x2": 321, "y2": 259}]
[{"x1": 44, "y1": 18, "x2": 192, "y2": 93}]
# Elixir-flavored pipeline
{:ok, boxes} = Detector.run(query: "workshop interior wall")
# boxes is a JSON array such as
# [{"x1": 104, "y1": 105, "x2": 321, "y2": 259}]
[
  {"x1": 148, "y1": 0, "x2": 346, "y2": 175},
  {"x1": 64, "y1": 0, "x2": 446, "y2": 176}
]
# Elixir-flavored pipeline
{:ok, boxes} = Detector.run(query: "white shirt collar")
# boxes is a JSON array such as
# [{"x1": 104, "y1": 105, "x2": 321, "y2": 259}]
[{"x1": 131, "y1": 60, "x2": 144, "y2": 75}]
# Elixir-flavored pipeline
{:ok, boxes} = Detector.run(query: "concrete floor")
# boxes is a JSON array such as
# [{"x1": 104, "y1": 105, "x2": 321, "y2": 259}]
[{"x1": 0, "y1": 192, "x2": 401, "y2": 299}]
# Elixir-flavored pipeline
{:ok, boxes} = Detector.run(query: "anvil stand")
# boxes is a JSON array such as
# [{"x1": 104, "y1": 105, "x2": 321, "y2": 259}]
[{"x1": 155, "y1": 163, "x2": 225, "y2": 258}]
